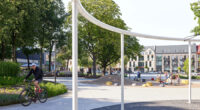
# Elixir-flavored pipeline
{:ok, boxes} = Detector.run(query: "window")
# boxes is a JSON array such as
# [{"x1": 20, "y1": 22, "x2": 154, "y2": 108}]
[
  {"x1": 149, "y1": 61, "x2": 151, "y2": 67},
  {"x1": 139, "y1": 62, "x2": 144, "y2": 66},
  {"x1": 139, "y1": 56, "x2": 144, "y2": 61},
  {"x1": 147, "y1": 55, "x2": 149, "y2": 60},
  {"x1": 151, "y1": 55, "x2": 154, "y2": 60},
  {"x1": 149, "y1": 51, "x2": 152, "y2": 54},
  {"x1": 145, "y1": 61, "x2": 147, "y2": 67},
  {"x1": 156, "y1": 55, "x2": 162, "y2": 71}
]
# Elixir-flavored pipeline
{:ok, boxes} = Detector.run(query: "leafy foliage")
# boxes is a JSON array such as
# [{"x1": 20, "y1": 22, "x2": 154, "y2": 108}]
[
  {"x1": 40, "y1": 82, "x2": 67, "y2": 97},
  {"x1": 66, "y1": 0, "x2": 143, "y2": 75},
  {"x1": 0, "y1": 76, "x2": 24, "y2": 86},
  {"x1": 183, "y1": 58, "x2": 189, "y2": 76},
  {"x1": 0, "y1": 0, "x2": 67, "y2": 71},
  {"x1": 191, "y1": 1, "x2": 200, "y2": 35},
  {"x1": 0, "y1": 82, "x2": 67, "y2": 106},
  {"x1": 0, "y1": 62, "x2": 20, "y2": 77}
]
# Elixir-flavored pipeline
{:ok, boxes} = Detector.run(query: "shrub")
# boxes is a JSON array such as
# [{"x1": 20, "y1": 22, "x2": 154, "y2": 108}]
[
  {"x1": 59, "y1": 72, "x2": 65, "y2": 76},
  {"x1": 40, "y1": 82, "x2": 67, "y2": 97},
  {"x1": 0, "y1": 76, "x2": 24, "y2": 87},
  {"x1": 0, "y1": 82, "x2": 68, "y2": 106},
  {"x1": 179, "y1": 74, "x2": 200, "y2": 80},
  {"x1": 0, "y1": 62, "x2": 20, "y2": 77}
]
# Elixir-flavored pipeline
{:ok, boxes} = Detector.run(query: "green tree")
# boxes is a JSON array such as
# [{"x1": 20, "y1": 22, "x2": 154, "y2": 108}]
[
  {"x1": 125, "y1": 36, "x2": 143, "y2": 59},
  {"x1": 57, "y1": 44, "x2": 72, "y2": 71},
  {"x1": 66, "y1": 0, "x2": 143, "y2": 76},
  {"x1": 183, "y1": 58, "x2": 189, "y2": 76},
  {"x1": 177, "y1": 66, "x2": 181, "y2": 73},
  {"x1": 78, "y1": 56, "x2": 92, "y2": 68},
  {"x1": 191, "y1": 1, "x2": 200, "y2": 35},
  {"x1": 21, "y1": 47, "x2": 40, "y2": 69},
  {"x1": 45, "y1": 0, "x2": 66, "y2": 72},
  {"x1": 0, "y1": 0, "x2": 40, "y2": 62},
  {"x1": 28, "y1": 0, "x2": 67, "y2": 70},
  {"x1": 0, "y1": 0, "x2": 31, "y2": 62}
]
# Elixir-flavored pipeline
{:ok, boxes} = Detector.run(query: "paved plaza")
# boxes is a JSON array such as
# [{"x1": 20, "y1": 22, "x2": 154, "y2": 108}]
[
  {"x1": 1, "y1": 77, "x2": 200, "y2": 110},
  {"x1": 92, "y1": 100, "x2": 200, "y2": 110}
]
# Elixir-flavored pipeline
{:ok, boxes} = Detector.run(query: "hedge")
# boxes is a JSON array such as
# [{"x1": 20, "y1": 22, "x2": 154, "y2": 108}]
[
  {"x1": 0, "y1": 77, "x2": 24, "y2": 87},
  {"x1": 0, "y1": 82, "x2": 68, "y2": 106},
  {"x1": 40, "y1": 82, "x2": 68, "y2": 97},
  {"x1": 179, "y1": 74, "x2": 200, "y2": 79},
  {"x1": 0, "y1": 62, "x2": 20, "y2": 77}
]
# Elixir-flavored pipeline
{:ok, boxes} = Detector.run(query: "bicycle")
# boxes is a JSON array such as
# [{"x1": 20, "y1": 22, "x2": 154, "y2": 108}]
[{"x1": 19, "y1": 80, "x2": 48, "y2": 106}]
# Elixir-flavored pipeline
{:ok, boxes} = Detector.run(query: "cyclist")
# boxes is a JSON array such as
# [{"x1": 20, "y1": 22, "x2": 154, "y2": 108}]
[{"x1": 25, "y1": 63, "x2": 43, "y2": 93}]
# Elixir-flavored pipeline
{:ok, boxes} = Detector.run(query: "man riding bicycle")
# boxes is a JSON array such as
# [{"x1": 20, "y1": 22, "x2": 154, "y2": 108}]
[{"x1": 25, "y1": 63, "x2": 43, "y2": 93}]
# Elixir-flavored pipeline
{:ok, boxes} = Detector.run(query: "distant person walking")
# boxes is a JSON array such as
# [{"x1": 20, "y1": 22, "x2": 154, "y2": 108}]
[
  {"x1": 164, "y1": 71, "x2": 168, "y2": 81},
  {"x1": 137, "y1": 69, "x2": 141, "y2": 81}
]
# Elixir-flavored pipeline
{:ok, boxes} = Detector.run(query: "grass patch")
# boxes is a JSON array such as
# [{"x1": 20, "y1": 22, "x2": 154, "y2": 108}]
[{"x1": 0, "y1": 94, "x2": 20, "y2": 106}]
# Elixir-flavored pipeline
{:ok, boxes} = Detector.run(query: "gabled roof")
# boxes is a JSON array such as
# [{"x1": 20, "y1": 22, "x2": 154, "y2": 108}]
[{"x1": 144, "y1": 44, "x2": 197, "y2": 54}]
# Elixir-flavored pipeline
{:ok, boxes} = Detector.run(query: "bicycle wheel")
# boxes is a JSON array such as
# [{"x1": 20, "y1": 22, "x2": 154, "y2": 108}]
[
  {"x1": 19, "y1": 89, "x2": 32, "y2": 106},
  {"x1": 38, "y1": 87, "x2": 48, "y2": 103}
]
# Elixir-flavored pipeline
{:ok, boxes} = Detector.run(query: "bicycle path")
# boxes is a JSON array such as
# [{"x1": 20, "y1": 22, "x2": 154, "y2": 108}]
[{"x1": 1, "y1": 77, "x2": 200, "y2": 110}]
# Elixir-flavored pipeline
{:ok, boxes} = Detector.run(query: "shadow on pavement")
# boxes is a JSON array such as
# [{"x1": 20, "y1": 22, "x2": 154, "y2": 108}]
[{"x1": 92, "y1": 101, "x2": 200, "y2": 110}]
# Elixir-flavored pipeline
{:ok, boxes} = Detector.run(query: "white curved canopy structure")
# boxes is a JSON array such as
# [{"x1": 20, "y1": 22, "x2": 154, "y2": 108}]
[
  {"x1": 76, "y1": 0, "x2": 199, "y2": 42},
  {"x1": 72, "y1": 0, "x2": 195, "y2": 110}
]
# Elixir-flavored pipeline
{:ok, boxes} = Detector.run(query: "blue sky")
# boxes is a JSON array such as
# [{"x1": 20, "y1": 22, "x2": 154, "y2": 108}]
[{"x1": 62, "y1": 0, "x2": 199, "y2": 46}]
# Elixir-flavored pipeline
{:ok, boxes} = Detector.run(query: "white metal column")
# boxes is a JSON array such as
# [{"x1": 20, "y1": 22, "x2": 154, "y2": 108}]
[
  {"x1": 72, "y1": 0, "x2": 78, "y2": 109},
  {"x1": 121, "y1": 34, "x2": 124, "y2": 110},
  {"x1": 188, "y1": 41, "x2": 191, "y2": 103}
]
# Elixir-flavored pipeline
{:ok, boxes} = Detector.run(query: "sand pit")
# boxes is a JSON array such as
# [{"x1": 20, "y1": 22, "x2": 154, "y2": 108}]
[
  {"x1": 82, "y1": 74, "x2": 134, "y2": 85},
  {"x1": 82, "y1": 74, "x2": 200, "y2": 88}
]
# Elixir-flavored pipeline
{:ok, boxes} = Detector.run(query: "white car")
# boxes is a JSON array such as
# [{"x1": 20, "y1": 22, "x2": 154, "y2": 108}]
[{"x1": 192, "y1": 73, "x2": 198, "y2": 76}]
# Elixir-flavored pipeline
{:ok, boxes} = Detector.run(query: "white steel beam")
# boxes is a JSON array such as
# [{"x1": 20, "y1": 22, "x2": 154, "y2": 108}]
[
  {"x1": 72, "y1": 0, "x2": 78, "y2": 109},
  {"x1": 77, "y1": 0, "x2": 200, "y2": 42},
  {"x1": 121, "y1": 34, "x2": 124, "y2": 110},
  {"x1": 188, "y1": 41, "x2": 192, "y2": 103}
]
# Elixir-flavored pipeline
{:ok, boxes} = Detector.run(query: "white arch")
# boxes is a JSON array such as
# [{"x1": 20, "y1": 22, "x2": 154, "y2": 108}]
[
  {"x1": 77, "y1": 0, "x2": 199, "y2": 42},
  {"x1": 72, "y1": 0, "x2": 195, "y2": 110}
]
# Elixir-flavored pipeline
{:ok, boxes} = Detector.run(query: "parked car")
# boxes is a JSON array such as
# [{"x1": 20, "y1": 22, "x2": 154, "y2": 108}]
[{"x1": 192, "y1": 73, "x2": 198, "y2": 76}]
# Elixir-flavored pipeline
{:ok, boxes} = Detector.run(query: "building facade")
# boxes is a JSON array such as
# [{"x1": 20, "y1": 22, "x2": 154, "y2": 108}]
[{"x1": 127, "y1": 44, "x2": 200, "y2": 73}]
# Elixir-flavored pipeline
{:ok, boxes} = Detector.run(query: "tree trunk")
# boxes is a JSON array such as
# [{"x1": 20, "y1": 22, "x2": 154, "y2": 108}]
[
  {"x1": 109, "y1": 66, "x2": 112, "y2": 75},
  {"x1": 102, "y1": 66, "x2": 106, "y2": 76},
  {"x1": 40, "y1": 47, "x2": 43, "y2": 69},
  {"x1": 0, "y1": 40, "x2": 5, "y2": 61},
  {"x1": 48, "y1": 50, "x2": 52, "y2": 72},
  {"x1": 26, "y1": 55, "x2": 30, "y2": 70},
  {"x1": 92, "y1": 54, "x2": 96, "y2": 77},
  {"x1": 11, "y1": 31, "x2": 17, "y2": 62},
  {"x1": 48, "y1": 43, "x2": 53, "y2": 72},
  {"x1": 66, "y1": 59, "x2": 69, "y2": 71}
]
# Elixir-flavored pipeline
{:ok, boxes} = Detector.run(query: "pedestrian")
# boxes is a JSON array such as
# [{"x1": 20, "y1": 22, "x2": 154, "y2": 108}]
[
  {"x1": 137, "y1": 69, "x2": 141, "y2": 81},
  {"x1": 164, "y1": 71, "x2": 168, "y2": 82}
]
